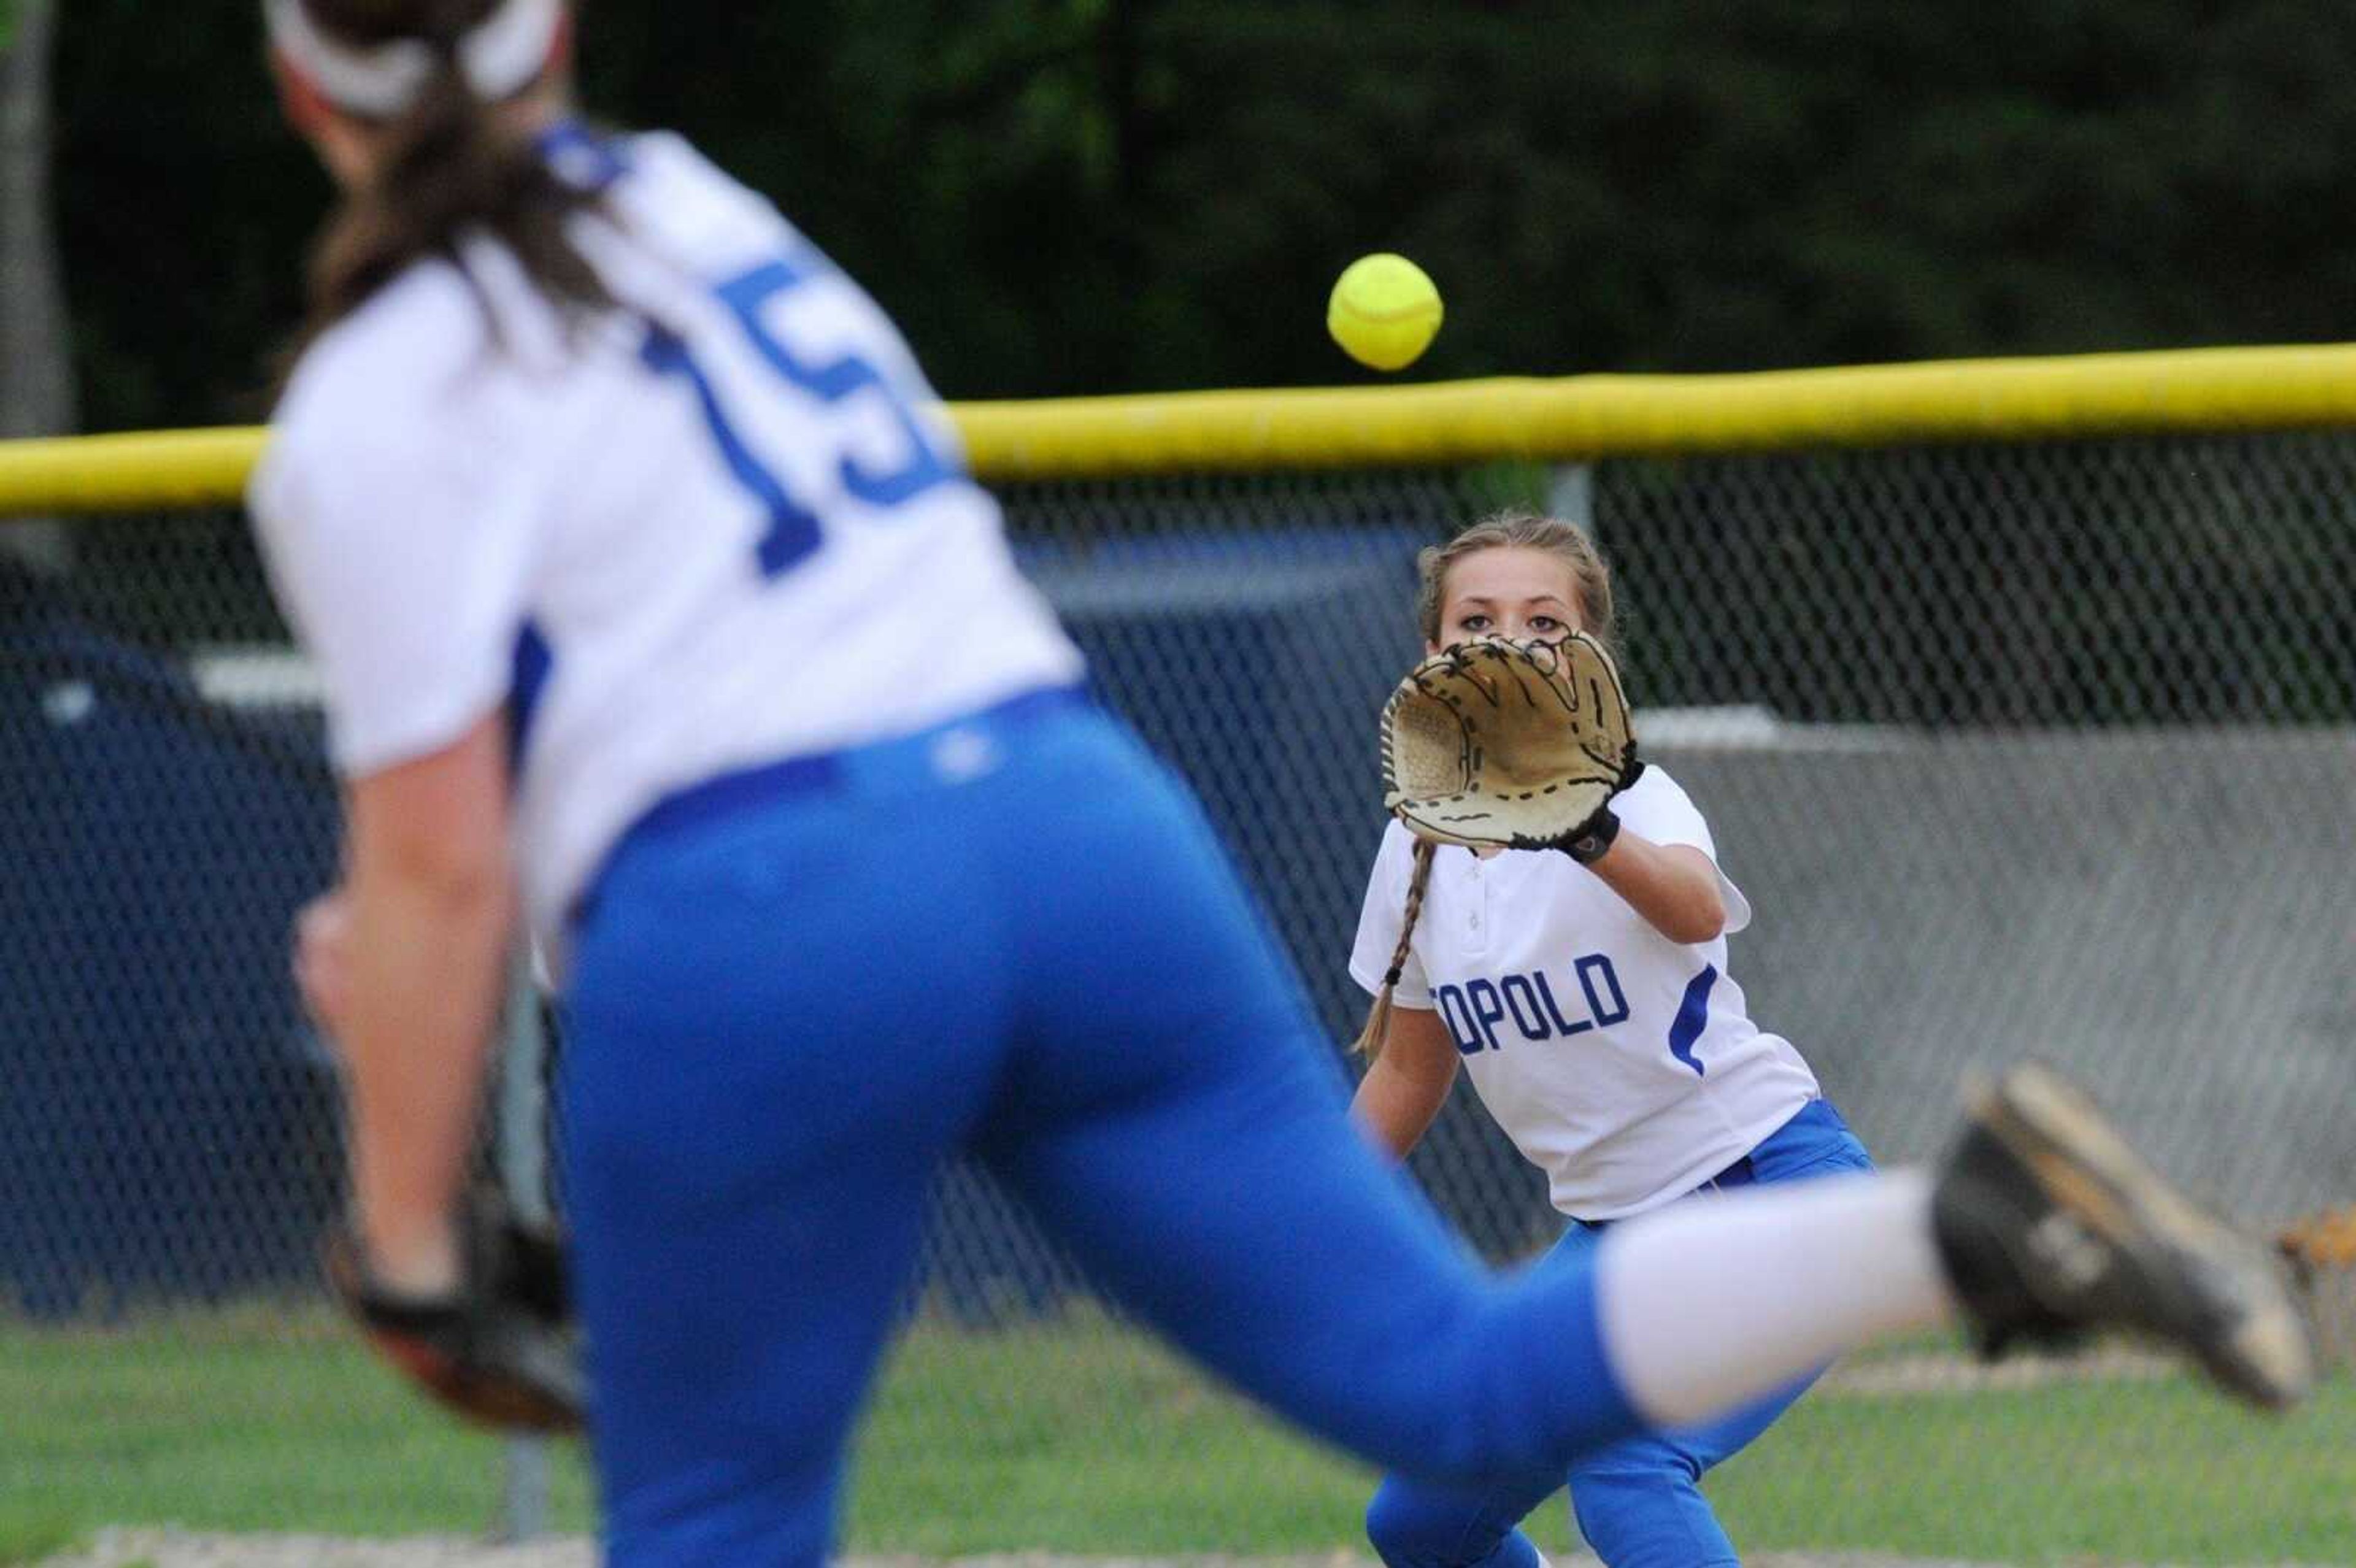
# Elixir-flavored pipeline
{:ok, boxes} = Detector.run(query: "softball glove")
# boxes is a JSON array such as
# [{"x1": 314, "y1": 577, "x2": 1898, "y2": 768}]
[{"x1": 1380, "y1": 632, "x2": 1642, "y2": 861}]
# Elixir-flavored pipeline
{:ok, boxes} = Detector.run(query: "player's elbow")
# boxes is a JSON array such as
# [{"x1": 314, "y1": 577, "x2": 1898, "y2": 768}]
[
  {"x1": 344, "y1": 721, "x2": 514, "y2": 909},
  {"x1": 1658, "y1": 889, "x2": 1727, "y2": 945},
  {"x1": 355, "y1": 836, "x2": 512, "y2": 925},
  {"x1": 346, "y1": 796, "x2": 510, "y2": 917}
]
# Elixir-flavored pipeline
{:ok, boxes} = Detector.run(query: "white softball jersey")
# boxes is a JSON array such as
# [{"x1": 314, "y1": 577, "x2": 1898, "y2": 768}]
[
  {"x1": 1349, "y1": 766, "x2": 1820, "y2": 1221},
  {"x1": 250, "y1": 129, "x2": 1084, "y2": 959}
]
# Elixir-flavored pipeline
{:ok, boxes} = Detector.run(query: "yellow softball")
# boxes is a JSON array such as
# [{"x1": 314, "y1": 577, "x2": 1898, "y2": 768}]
[{"x1": 1326, "y1": 253, "x2": 1444, "y2": 372}]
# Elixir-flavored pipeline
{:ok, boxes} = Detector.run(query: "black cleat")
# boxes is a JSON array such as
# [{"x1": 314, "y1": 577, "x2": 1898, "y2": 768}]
[{"x1": 1932, "y1": 1062, "x2": 2315, "y2": 1410}]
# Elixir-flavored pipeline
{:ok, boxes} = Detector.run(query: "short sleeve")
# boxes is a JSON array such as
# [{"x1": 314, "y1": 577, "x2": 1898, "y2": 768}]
[
  {"x1": 251, "y1": 416, "x2": 538, "y2": 778},
  {"x1": 1348, "y1": 822, "x2": 1435, "y2": 1009},
  {"x1": 1615, "y1": 766, "x2": 1754, "y2": 936}
]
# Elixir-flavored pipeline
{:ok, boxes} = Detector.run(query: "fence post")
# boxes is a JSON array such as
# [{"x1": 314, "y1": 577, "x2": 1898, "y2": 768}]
[{"x1": 494, "y1": 950, "x2": 554, "y2": 1543}]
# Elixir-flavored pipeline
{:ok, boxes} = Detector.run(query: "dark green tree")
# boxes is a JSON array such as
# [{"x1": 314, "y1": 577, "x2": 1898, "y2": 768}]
[{"x1": 49, "y1": 1, "x2": 2356, "y2": 428}]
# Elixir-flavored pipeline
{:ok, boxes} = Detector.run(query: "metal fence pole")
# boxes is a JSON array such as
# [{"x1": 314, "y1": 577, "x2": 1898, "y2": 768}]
[{"x1": 494, "y1": 949, "x2": 553, "y2": 1543}]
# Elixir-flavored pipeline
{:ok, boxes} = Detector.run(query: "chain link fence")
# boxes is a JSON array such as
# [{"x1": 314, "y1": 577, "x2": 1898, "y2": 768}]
[{"x1": 4, "y1": 431, "x2": 2353, "y2": 1558}]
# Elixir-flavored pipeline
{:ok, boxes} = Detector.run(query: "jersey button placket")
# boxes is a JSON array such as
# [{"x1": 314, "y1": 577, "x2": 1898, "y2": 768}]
[{"x1": 1463, "y1": 856, "x2": 1488, "y2": 955}]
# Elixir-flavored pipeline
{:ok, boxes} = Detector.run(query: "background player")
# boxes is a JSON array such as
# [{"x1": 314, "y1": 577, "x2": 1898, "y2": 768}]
[
  {"x1": 252, "y1": 2, "x2": 2313, "y2": 1563},
  {"x1": 1352, "y1": 512, "x2": 1868, "y2": 1568}
]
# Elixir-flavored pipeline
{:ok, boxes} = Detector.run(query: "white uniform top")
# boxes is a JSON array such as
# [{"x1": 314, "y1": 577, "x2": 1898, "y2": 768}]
[
  {"x1": 250, "y1": 129, "x2": 1083, "y2": 964},
  {"x1": 1349, "y1": 766, "x2": 1820, "y2": 1221}
]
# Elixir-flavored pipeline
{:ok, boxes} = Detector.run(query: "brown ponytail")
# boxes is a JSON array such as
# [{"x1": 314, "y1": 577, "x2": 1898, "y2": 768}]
[
  {"x1": 1352, "y1": 837, "x2": 1439, "y2": 1057},
  {"x1": 294, "y1": 0, "x2": 612, "y2": 347}
]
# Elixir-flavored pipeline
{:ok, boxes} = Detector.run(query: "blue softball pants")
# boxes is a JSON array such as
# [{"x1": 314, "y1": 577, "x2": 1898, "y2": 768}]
[
  {"x1": 1365, "y1": 1099, "x2": 1874, "y2": 1568},
  {"x1": 558, "y1": 692, "x2": 1653, "y2": 1567}
]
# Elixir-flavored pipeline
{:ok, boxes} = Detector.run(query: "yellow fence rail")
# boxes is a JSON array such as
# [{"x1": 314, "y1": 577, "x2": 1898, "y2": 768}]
[{"x1": 9, "y1": 342, "x2": 2356, "y2": 518}]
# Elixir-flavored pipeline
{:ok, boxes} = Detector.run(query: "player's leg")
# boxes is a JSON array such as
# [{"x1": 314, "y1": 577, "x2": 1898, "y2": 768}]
[
  {"x1": 973, "y1": 711, "x2": 1909, "y2": 1477},
  {"x1": 1366, "y1": 1132, "x2": 1865, "y2": 1568},
  {"x1": 1357, "y1": 1213, "x2": 1601, "y2": 1568},
  {"x1": 1562, "y1": 1432, "x2": 1735, "y2": 1568},
  {"x1": 1565, "y1": 1109, "x2": 1876, "y2": 1568},
  {"x1": 1356, "y1": 1281, "x2": 1790, "y2": 1568},
  {"x1": 976, "y1": 711, "x2": 2311, "y2": 1485},
  {"x1": 558, "y1": 783, "x2": 1017, "y2": 1567},
  {"x1": 1601, "y1": 1063, "x2": 2312, "y2": 1426},
  {"x1": 1364, "y1": 1466, "x2": 1560, "y2": 1568}
]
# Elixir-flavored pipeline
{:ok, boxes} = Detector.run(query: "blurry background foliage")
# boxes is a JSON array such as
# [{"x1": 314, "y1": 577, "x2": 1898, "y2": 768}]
[{"x1": 45, "y1": 1, "x2": 2356, "y2": 432}]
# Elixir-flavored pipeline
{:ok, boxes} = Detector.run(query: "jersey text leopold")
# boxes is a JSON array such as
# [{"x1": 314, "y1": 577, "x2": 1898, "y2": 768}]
[{"x1": 1430, "y1": 953, "x2": 1629, "y2": 1055}]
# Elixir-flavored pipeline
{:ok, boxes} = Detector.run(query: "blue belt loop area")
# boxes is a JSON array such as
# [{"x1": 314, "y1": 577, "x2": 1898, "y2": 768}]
[{"x1": 622, "y1": 684, "x2": 1084, "y2": 851}]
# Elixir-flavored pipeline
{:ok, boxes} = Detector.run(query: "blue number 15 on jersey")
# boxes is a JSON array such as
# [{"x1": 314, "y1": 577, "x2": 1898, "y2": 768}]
[{"x1": 639, "y1": 252, "x2": 957, "y2": 580}]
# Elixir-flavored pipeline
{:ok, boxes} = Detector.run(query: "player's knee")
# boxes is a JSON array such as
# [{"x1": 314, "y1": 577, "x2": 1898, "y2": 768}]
[
  {"x1": 1365, "y1": 1479, "x2": 1515, "y2": 1568},
  {"x1": 1365, "y1": 1484, "x2": 1435, "y2": 1567},
  {"x1": 1568, "y1": 1464, "x2": 1733, "y2": 1568}
]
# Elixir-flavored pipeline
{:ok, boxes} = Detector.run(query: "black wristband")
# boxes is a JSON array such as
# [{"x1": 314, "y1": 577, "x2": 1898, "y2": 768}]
[{"x1": 1555, "y1": 804, "x2": 1622, "y2": 866}]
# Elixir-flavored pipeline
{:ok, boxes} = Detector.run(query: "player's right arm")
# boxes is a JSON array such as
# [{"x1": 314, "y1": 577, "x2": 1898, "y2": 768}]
[{"x1": 1350, "y1": 1004, "x2": 1459, "y2": 1160}]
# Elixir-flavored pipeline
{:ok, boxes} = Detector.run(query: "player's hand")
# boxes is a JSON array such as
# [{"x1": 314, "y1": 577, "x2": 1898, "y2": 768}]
[
  {"x1": 293, "y1": 887, "x2": 355, "y2": 1040},
  {"x1": 328, "y1": 1186, "x2": 584, "y2": 1433}
]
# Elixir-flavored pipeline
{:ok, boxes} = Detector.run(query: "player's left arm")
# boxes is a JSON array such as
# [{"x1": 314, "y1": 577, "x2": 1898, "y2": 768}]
[
  {"x1": 335, "y1": 712, "x2": 517, "y2": 1297},
  {"x1": 1580, "y1": 834, "x2": 1727, "y2": 945}
]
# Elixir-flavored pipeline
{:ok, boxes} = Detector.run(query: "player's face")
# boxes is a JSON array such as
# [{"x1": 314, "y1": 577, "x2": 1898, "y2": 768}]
[{"x1": 1431, "y1": 545, "x2": 1583, "y2": 652}]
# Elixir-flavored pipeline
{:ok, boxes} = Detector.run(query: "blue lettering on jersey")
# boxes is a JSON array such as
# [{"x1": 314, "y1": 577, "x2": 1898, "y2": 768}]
[
  {"x1": 640, "y1": 254, "x2": 958, "y2": 581},
  {"x1": 1576, "y1": 953, "x2": 1631, "y2": 1028},
  {"x1": 1498, "y1": 975, "x2": 1549, "y2": 1037},
  {"x1": 640, "y1": 323, "x2": 822, "y2": 577},
  {"x1": 1531, "y1": 970, "x2": 1592, "y2": 1037},
  {"x1": 1433, "y1": 952, "x2": 1626, "y2": 1056},
  {"x1": 1435, "y1": 987, "x2": 1484, "y2": 1055},
  {"x1": 715, "y1": 260, "x2": 957, "y2": 508},
  {"x1": 1463, "y1": 979, "x2": 1507, "y2": 1052}
]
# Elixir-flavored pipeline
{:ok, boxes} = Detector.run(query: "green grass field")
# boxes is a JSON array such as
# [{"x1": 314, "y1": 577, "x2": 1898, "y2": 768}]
[{"x1": 4, "y1": 1305, "x2": 2352, "y2": 1566}]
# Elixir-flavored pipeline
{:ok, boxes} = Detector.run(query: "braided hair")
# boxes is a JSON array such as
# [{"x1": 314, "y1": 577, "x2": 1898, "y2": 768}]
[{"x1": 1351, "y1": 837, "x2": 1438, "y2": 1056}]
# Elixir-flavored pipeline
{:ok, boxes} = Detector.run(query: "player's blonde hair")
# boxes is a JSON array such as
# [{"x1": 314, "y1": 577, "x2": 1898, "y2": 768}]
[
  {"x1": 1353, "y1": 512, "x2": 1620, "y2": 1058},
  {"x1": 1414, "y1": 510, "x2": 1619, "y2": 659}
]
